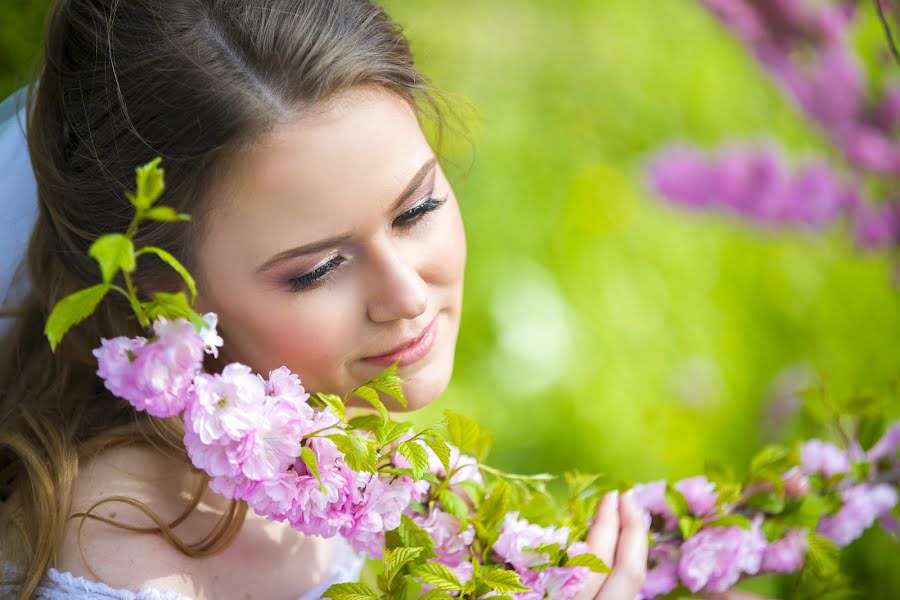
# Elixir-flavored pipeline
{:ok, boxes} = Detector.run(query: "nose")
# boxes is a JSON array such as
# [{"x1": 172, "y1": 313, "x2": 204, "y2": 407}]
[{"x1": 365, "y1": 238, "x2": 428, "y2": 323}]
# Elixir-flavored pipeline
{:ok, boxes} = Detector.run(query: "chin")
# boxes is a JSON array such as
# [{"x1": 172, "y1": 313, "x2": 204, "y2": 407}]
[{"x1": 392, "y1": 353, "x2": 455, "y2": 412}]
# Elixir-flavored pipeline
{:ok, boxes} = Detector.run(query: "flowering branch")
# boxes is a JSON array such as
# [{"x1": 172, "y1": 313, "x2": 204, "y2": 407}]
[{"x1": 44, "y1": 158, "x2": 900, "y2": 599}]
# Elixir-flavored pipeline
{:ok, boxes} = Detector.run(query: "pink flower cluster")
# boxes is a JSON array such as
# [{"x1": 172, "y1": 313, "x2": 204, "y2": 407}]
[
  {"x1": 628, "y1": 423, "x2": 900, "y2": 598},
  {"x1": 801, "y1": 435, "x2": 900, "y2": 546},
  {"x1": 94, "y1": 313, "x2": 222, "y2": 418},
  {"x1": 93, "y1": 315, "x2": 418, "y2": 555},
  {"x1": 648, "y1": 145, "x2": 853, "y2": 230},
  {"x1": 629, "y1": 477, "x2": 788, "y2": 596},
  {"x1": 491, "y1": 512, "x2": 592, "y2": 600},
  {"x1": 647, "y1": 0, "x2": 900, "y2": 252}
]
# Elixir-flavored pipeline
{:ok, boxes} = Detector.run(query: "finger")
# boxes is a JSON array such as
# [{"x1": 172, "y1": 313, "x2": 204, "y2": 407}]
[
  {"x1": 595, "y1": 490, "x2": 648, "y2": 600},
  {"x1": 573, "y1": 490, "x2": 619, "y2": 600}
]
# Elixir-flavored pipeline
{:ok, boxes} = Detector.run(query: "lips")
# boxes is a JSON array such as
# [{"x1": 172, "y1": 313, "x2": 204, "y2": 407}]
[{"x1": 362, "y1": 316, "x2": 438, "y2": 368}]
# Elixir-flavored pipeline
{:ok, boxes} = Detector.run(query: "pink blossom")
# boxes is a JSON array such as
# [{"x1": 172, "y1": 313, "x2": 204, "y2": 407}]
[
  {"x1": 761, "y1": 528, "x2": 808, "y2": 573},
  {"x1": 818, "y1": 483, "x2": 899, "y2": 546},
  {"x1": 184, "y1": 429, "x2": 242, "y2": 478},
  {"x1": 244, "y1": 470, "x2": 300, "y2": 515},
  {"x1": 631, "y1": 480, "x2": 675, "y2": 531},
  {"x1": 868, "y1": 423, "x2": 900, "y2": 464},
  {"x1": 783, "y1": 467, "x2": 811, "y2": 499},
  {"x1": 93, "y1": 335, "x2": 147, "y2": 402},
  {"x1": 638, "y1": 543, "x2": 680, "y2": 600},
  {"x1": 678, "y1": 518, "x2": 766, "y2": 593},
  {"x1": 208, "y1": 473, "x2": 257, "y2": 499},
  {"x1": 124, "y1": 317, "x2": 207, "y2": 417},
  {"x1": 237, "y1": 397, "x2": 308, "y2": 480},
  {"x1": 412, "y1": 508, "x2": 475, "y2": 566},
  {"x1": 493, "y1": 512, "x2": 571, "y2": 571},
  {"x1": 800, "y1": 439, "x2": 850, "y2": 478},
  {"x1": 675, "y1": 476, "x2": 718, "y2": 516},
  {"x1": 348, "y1": 473, "x2": 418, "y2": 556},
  {"x1": 266, "y1": 366, "x2": 310, "y2": 404},
  {"x1": 198, "y1": 312, "x2": 224, "y2": 357},
  {"x1": 852, "y1": 201, "x2": 900, "y2": 250},
  {"x1": 516, "y1": 565, "x2": 590, "y2": 600},
  {"x1": 185, "y1": 363, "x2": 265, "y2": 444}
]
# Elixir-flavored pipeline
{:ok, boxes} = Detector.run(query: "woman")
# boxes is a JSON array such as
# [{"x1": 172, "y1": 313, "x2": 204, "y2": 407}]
[{"x1": 0, "y1": 0, "x2": 649, "y2": 598}]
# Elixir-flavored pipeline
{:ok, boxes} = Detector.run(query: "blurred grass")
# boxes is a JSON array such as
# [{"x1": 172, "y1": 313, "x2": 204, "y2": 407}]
[{"x1": 4, "y1": 0, "x2": 900, "y2": 597}]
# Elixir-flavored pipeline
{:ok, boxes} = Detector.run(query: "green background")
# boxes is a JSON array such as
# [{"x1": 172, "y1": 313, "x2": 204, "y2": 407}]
[{"x1": 3, "y1": 0, "x2": 899, "y2": 597}]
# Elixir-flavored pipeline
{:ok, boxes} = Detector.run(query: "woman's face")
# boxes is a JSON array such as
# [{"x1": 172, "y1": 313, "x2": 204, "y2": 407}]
[{"x1": 194, "y1": 86, "x2": 466, "y2": 410}]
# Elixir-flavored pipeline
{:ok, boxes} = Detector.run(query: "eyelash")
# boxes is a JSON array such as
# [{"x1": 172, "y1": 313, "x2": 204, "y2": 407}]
[{"x1": 287, "y1": 194, "x2": 448, "y2": 293}]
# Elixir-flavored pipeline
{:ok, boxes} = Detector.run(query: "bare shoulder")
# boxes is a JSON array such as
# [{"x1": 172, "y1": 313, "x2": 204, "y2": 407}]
[
  {"x1": 57, "y1": 444, "x2": 339, "y2": 599},
  {"x1": 56, "y1": 444, "x2": 215, "y2": 598}
]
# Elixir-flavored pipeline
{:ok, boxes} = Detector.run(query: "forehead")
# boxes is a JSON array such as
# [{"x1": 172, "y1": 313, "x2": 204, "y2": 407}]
[{"x1": 205, "y1": 87, "x2": 433, "y2": 259}]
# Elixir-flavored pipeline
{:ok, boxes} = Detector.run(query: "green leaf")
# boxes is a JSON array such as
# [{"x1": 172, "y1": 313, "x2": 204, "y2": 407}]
[
  {"x1": 347, "y1": 414, "x2": 383, "y2": 432},
  {"x1": 396, "y1": 440, "x2": 431, "y2": 479},
  {"x1": 564, "y1": 552, "x2": 611, "y2": 574},
  {"x1": 133, "y1": 156, "x2": 165, "y2": 210},
  {"x1": 380, "y1": 467, "x2": 439, "y2": 483},
  {"x1": 761, "y1": 519, "x2": 786, "y2": 542},
  {"x1": 352, "y1": 384, "x2": 389, "y2": 422},
  {"x1": 398, "y1": 514, "x2": 436, "y2": 554},
  {"x1": 714, "y1": 483, "x2": 742, "y2": 507},
  {"x1": 444, "y1": 409, "x2": 483, "y2": 456},
  {"x1": 325, "y1": 433, "x2": 376, "y2": 472},
  {"x1": 412, "y1": 563, "x2": 463, "y2": 592},
  {"x1": 422, "y1": 434, "x2": 452, "y2": 475},
  {"x1": 377, "y1": 420, "x2": 412, "y2": 446},
  {"x1": 665, "y1": 484, "x2": 689, "y2": 518},
  {"x1": 678, "y1": 515, "x2": 703, "y2": 539},
  {"x1": 704, "y1": 460, "x2": 735, "y2": 486},
  {"x1": 316, "y1": 393, "x2": 346, "y2": 421},
  {"x1": 749, "y1": 444, "x2": 791, "y2": 476},
  {"x1": 457, "y1": 479, "x2": 485, "y2": 506},
  {"x1": 299, "y1": 446, "x2": 323, "y2": 490},
  {"x1": 746, "y1": 491, "x2": 786, "y2": 514},
  {"x1": 705, "y1": 514, "x2": 752, "y2": 529},
  {"x1": 857, "y1": 415, "x2": 887, "y2": 452},
  {"x1": 89, "y1": 234, "x2": 136, "y2": 283},
  {"x1": 838, "y1": 391, "x2": 882, "y2": 416},
  {"x1": 476, "y1": 480, "x2": 511, "y2": 530},
  {"x1": 417, "y1": 591, "x2": 453, "y2": 600},
  {"x1": 370, "y1": 361, "x2": 406, "y2": 407},
  {"x1": 806, "y1": 533, "x2": 840, "y2": 576},
  {"x1": 45, "y1": 283, "x2": 110, "y2": 351},
  {"x1": 142, "y1": 291, "x2": 202, "y2": 325},
  {"x1": 136, "y1": 246, "x2": 197, "y2": 303},
  {"x1": 320, "y1": 582, "x2": 378, "y2": 600},
  {"x1": 782, "y1": 493, "x2": 834, "y2": 530},
  {"x1": 382, "y1": 546, "x2": 424, "y2": 588},
  {"x1": 437, "y1": 488, "x2": 470, "y2": 528},
  {"x1": 144, "y1": 205, "x2": 190, "y2": 222},
  {"x1": 476, "y1": 566, "x2": 531, "y2": 593}
]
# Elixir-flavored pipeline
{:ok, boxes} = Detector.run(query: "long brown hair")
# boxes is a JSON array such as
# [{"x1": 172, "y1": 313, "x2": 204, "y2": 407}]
[{"x1": 0, "y1": 0, "x2": 447, "y2": 596}]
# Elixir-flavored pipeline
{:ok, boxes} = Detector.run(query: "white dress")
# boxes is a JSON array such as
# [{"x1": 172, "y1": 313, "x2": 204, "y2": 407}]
[{"x1": 1, "y1": 536, "x2": 366, "y2": 599}]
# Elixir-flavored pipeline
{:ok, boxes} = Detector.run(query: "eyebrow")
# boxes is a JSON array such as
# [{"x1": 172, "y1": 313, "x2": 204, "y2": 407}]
[{"x1": 255, "y1": 157, "x2": 438, "y2": 274}]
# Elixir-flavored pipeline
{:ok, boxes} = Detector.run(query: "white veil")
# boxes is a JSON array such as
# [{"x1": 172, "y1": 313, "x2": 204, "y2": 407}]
[{"x1": 0, "y1": 85, "x2": 39, "y2": 338}]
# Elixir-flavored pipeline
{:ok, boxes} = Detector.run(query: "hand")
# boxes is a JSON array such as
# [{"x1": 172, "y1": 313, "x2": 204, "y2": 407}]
[{"x1": 575, "y1": 490, "x2": 649, "y2": 600}]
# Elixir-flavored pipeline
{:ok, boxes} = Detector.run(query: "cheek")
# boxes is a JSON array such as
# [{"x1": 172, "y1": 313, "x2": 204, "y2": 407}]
[
  {"x1": 203, "y1": 273, "x2": 363, "y2": 391},
  {"x1": 420, "y1": 196, "x2": 466, "y2": 286}
]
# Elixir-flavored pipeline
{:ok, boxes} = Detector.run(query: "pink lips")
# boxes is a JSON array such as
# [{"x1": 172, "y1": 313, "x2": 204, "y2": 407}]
[{"x1": 362, "y1": 317, "x2": 438, "y2": 368}]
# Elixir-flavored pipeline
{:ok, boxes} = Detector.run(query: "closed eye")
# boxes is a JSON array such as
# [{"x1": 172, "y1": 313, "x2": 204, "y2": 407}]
[
  {"x1": 392, "y1": 194, "x2": 448, "y2": 228},
  {"x1": 287, "y1": 255, "x2": 346, "y2": 292}
]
